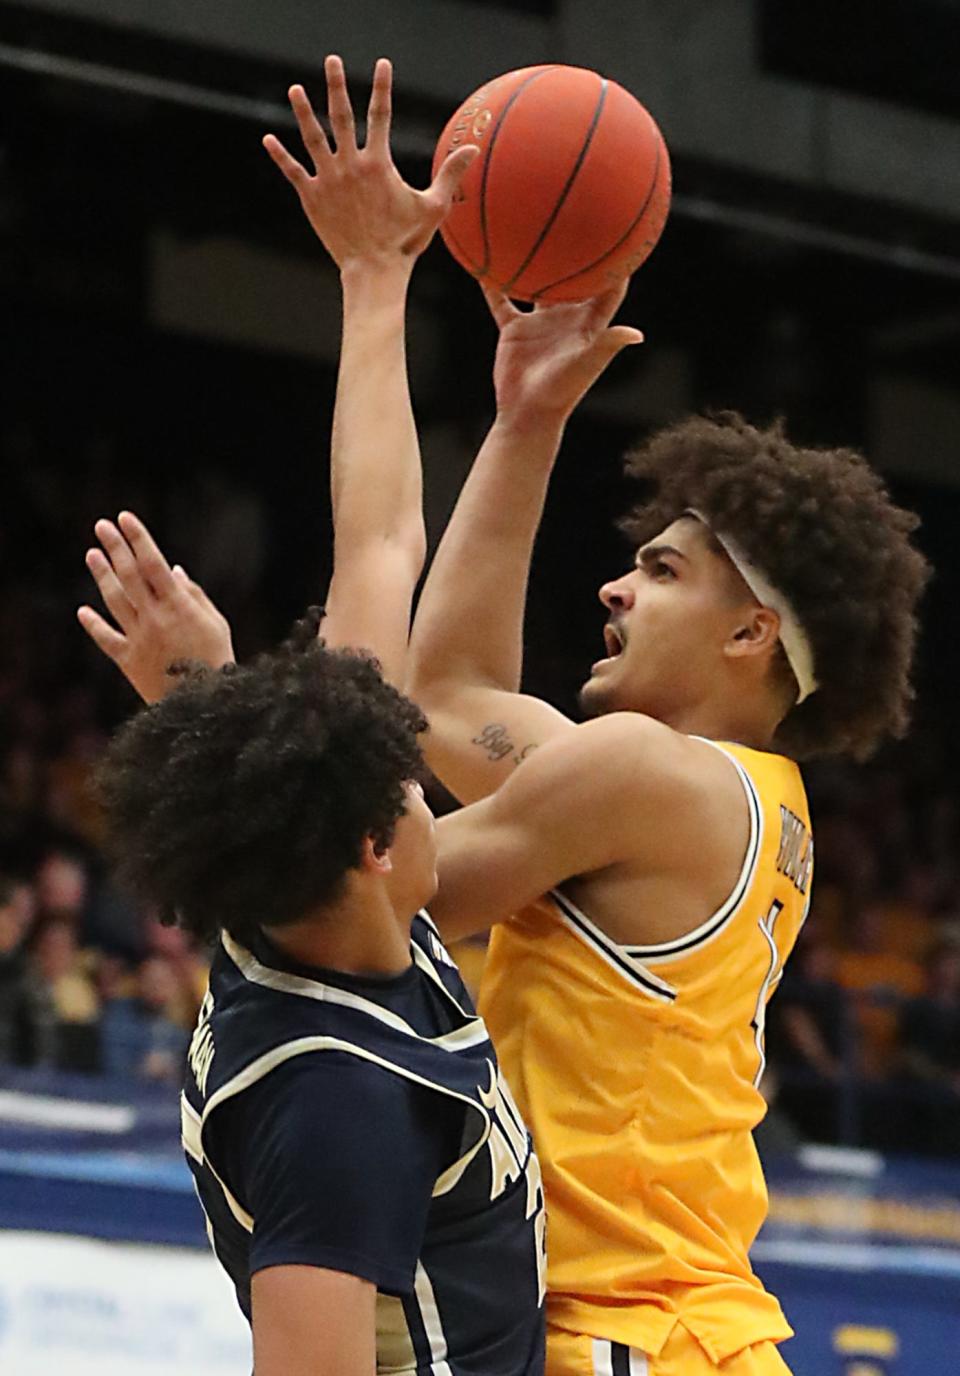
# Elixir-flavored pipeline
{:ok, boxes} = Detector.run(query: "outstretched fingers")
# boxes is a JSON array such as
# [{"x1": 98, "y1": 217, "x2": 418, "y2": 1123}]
[
  {"x1": 93, "y1": 518, "x2": 154, "y2": 610},
  {"x1": 604, "y1": 323, "x2": 645, "y2": 352},
  {"x1": 578, "y1": 281, "x2": 644, "y2": 354},
  {"x1": 586, "y1": 309, "x2": 644, "y2": 367},
  {"x1": 586, "y1": 278, "x2": 631, "y2": 330},
  {"x1": 85, "y1": 543, "x2": 138, "y2": 632},
  {"x1": 427, "y1": 143, "x2": 479, "y2": 212},
  {"x1": 324, "y1": 54, "x2": 357, "y2": 155},
  {"x1": 76, "y1": 605, "x2": 127, "y2": 662},
  {"x1": 117, "y1": 510, "x2": 176, "y2": 598},
  {"x1": 262, "y1": 131, "x2": 309, "y2": 190},
  {"x1": 287, "y1": 83, "x2": 331, "y2": 173},
  {"x1": 173, "y1": 565, "x2": 218, "y2": 617},
  {"x1": 364, "y1": 57, "x2": 392, "y2": 157}
]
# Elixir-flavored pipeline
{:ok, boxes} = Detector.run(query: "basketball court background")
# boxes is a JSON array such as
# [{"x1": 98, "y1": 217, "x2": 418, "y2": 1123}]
[{"x1": 2, "y1": 1069, "x2": 958, "y2": 1373}]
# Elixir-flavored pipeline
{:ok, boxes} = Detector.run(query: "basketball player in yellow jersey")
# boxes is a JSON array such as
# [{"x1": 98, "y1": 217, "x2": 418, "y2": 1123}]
[{"x1": 405, "y1": 289, "x2": 929, "y2": 1375}]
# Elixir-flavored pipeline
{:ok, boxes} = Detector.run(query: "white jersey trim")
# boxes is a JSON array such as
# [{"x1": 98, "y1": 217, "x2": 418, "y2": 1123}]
[
  {"x1": 181, "y1": 1092, "x2": 203, "y2": 1163},
  {"x1": 185, "y1": 1097, "x2": 253, "y2": 1246},
  {"x1": 414, "y1": 1261, "x2": 453, "y2": 1376},
  {"x1": 622, "y1": 739, "x2": 764, "y2": 964},
  {"x1": 221, "y1": 930, "x2": 489, "y2": 1052},
  {"x1": 417, "y1": 909, "x2": 444, "y2": 942},
  {"x1": 410, "y1": 939, "x2": 479, "y2": 1025},
  {"x1": 181, "y1": 1091, "x2": 253, "y2": 1232},
  {"x1": 591, "y1": 1337, "x2": 615, "y2": 1376},
  {"x1": 193, "y1": 1033, "x2": 492, "y2": 1201},
  {"x1": 591, "y1": 1339, "x2": 649, "y2": 1376},
  {"x1": 549, "y1": 888, "x2": 678, "y2": 1002}
]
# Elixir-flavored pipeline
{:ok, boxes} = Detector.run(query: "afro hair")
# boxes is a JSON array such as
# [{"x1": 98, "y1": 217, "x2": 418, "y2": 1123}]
[
  {"x1": 97, "y1": 637, "x2": 427, "y2": 945},
  {"x1": 620, "y1": 412, "x2": 930, "y2": 761}
]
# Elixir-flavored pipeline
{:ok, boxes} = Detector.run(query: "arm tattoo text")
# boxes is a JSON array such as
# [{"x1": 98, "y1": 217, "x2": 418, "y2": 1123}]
[{"x1": 471, "y1": 723, "x2": 538, "y2": 767}]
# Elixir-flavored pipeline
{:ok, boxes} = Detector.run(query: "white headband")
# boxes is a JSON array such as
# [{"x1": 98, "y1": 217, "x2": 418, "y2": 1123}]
[{"x1": 686, "y1": 510, "x2": 819, "y2": 705}]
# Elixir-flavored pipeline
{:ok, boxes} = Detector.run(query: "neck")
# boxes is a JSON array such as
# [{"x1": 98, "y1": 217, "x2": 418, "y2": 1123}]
[
  {"x1": 655, "y1": 693, "x2": 782, "y2": 752},
  {"x1": 262, "y1": 885, "x2": 413, "y2": 979}
]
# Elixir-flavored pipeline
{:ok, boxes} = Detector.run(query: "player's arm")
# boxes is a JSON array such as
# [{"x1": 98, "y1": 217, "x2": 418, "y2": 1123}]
[
  {"x1": 429, "y1": 713, "x2": 704, "y2": 941},
  {"x1": 215, "y1": 1056, "x2": 452, "y2": 1373},
  {"x1": 252, "y1": 1266, "x2": 375, "y2": 1376},
  {"x1": 264, "y1": 57, "x2": 476, "y2": 683},
  {"x1": 78, "y1": 58, "x2": 476, "y2": 697},
  {"x1": 406, "y1": 285, "x2": 642, "y2": 803}
]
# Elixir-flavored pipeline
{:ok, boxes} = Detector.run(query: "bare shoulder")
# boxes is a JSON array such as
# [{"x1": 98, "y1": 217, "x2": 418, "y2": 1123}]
[
  {"x1": 494, "y1": 712, "x2": 747, "y2": 862},
  {"x1": 555, "y1": 713, "x2": 744, "y2": 807},
  {"x1": 552, "y1": 718, "x2": 755, "y2": 945},
  {"x1": 432, "y1": 714, "x2": 753, "y2": 940}
]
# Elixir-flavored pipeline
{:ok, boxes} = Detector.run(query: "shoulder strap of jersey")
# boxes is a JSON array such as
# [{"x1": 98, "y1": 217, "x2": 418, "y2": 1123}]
[{"x1": 621, "y1": 738, "x2": 764, "y2": 964}]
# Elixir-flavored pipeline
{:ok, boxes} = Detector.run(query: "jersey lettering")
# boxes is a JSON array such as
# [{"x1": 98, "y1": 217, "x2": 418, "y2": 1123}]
[
  {"x1": 188, "y1": 989, "x2": 215, "y2": 1095},
  {"x1": 428, "y1": 930, "x2": 458, "y2": 969},
  {"x1": 481, "y1": 1059, "x2": 547, "y2": 1303},
  {"x1": 525, "y1": 1147, "x2": 547, "y2": 1304},
  {"x1": 776, "y1": 805, "x2": 813, "y2": 895}
]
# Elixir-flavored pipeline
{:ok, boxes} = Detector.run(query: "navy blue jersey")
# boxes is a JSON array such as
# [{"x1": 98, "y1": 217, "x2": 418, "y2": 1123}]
[{"x1": 182, "y1": 913, "x2": 545, "y2": 1375}]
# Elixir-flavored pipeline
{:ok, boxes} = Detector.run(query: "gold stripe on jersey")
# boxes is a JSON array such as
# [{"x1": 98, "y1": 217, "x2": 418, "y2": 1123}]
[{"x1": 479, "y1": 741, "x2": 811, "y2": 1365}]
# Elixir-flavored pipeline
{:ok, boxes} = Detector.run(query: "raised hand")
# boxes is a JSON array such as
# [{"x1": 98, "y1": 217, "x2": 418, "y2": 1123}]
[
  {"x1": 77, "y1": 512, "x2": 235, "y2": 704},
  {"x1": 262, "y1": 56, "x2": 478, "y2": 271},
  {"x1": 483, "y1": 281, "x2": 644, "y2": 429}
]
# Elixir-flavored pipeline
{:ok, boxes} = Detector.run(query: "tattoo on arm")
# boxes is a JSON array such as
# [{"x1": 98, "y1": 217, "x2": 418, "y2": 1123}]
[{"x1": 471, "y1": 723, "x2": 538, "y2": 768}]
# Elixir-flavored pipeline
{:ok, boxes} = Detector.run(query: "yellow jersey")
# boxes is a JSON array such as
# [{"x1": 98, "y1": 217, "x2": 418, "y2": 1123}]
[{"x1": 479, "y1": 741, "x2": 812, "y2": 1363}]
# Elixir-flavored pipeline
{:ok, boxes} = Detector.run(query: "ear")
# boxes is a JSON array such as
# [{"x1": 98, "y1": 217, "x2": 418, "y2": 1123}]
[
  {"x1": 724, "y1": 605, "x2": 781, "y2": 662},
  {"x1": 358, "y1": 834, "x2": 393, "y2": 877}
]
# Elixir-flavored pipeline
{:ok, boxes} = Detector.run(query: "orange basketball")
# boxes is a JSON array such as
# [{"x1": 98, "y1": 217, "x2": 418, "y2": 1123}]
[{"x1": 432, "y1": 64, "x2": 671, "y2": 303}]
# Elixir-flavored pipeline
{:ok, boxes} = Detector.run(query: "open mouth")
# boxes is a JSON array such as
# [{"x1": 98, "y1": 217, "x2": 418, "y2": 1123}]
[
  {"x1": 603, "y1": 623, "x2": 625, "y2": 657},
  {"x1": 591, "y1": 623, "x2": 626, "y2": 673}
]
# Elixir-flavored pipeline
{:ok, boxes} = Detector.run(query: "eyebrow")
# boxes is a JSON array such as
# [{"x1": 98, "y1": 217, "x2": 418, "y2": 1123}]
[{"x1": 636, "y1": 544, "x2": 688, "y2": 570}]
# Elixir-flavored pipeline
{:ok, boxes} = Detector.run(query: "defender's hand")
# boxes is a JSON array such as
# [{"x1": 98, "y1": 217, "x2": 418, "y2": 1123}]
[
  {"x1": 262, "y1": 56, "x2": 478, "y2": 271},
  {"x1": 78, "y1": 511, "x2": 235, "y2": 704},
  {"x1": 484, "y1": 281, "x2": 643, "y2": 428}
]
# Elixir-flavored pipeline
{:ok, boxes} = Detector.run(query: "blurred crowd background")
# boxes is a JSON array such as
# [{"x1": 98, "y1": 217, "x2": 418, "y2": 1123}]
[
  {"x1": 3, "y1": 356, "x2": 960, "y2": 1161},
  {"x1": 2, "y1": 0, "x2": 960, "y2": 1160}
]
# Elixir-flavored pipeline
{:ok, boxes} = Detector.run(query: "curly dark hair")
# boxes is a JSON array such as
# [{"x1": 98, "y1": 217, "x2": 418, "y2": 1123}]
[
  {"x1": 620, "y1": 412, "x2": 930, "y2": 761},
  {"x1": 96, "y1": 638, "x2": 427, "y2": 945}
]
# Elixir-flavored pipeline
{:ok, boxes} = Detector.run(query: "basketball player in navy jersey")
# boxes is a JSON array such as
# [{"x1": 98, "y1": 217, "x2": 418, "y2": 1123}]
[
  {"x1": 98, "y1": 643, "x2": 545, "y2": 1376},
  {"x1": 86, "y1": 58, "x2": 545, "y2": 1376}
]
